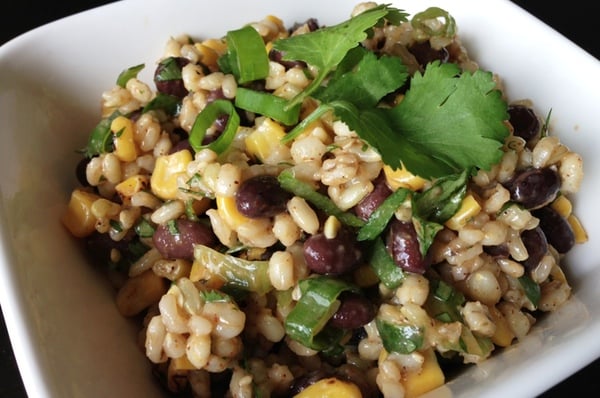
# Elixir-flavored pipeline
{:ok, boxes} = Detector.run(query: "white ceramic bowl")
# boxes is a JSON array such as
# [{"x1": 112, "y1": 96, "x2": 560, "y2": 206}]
[{"x1": 1, "y1": 1, "x2": 599, "y2": 397}]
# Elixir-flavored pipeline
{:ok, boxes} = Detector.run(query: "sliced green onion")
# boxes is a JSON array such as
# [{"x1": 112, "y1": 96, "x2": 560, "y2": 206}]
[
  {"x1": 277, "y1": 169, "x2": 365, "y2": 228},
  {"x1": 376, "y1": 319, "x2": 423, "y2": 354},
  {"x1": 284, "y1": 276, "x2": 355, "y2": 351},
  {"x1": 411, "y1": 7, "x2": 456, "y2": 38},
  {"x1": 357, "y1": 188, "x2": 410, "y2": 241},
  {"x1": 134, "y1": 217, "x2": 155, "y2": 238},
  {"x1": 184, "y1": 199, "x2": 199, "y2": 221},
  {"x1": 189, "y1": 99, "x2": 240, "y2": 154},
  {"x1": 193, "y1": 244, "x2": 272, "y2": 295},
  {"x1": 225, "y1": 26, "x2": 269, "y2": 83},
  {"x1": 167, "y1": 219, "x2": 180, "y2": 235},
  {"x1": 519, "y1": 275, "x2": 541, "y2": 309},
  {"x1": 110, "y1": 219, "x2": 123, "y2": 233},
  {"x1": 235, "y1": 87, "x2": 301, "y2": 126},
  {"x1": 368, "y1": 237, "x2": 404, "y2": 289},
  {"x1": 116, "y1": 63, "x2": 144, "y2": 87},
  {"x1": 424, "y1": 278, "x2": 464, "y2": 323}
]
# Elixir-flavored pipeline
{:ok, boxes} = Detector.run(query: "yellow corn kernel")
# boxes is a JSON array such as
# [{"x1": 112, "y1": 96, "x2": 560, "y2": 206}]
[
  {"x1": 90, "y1": 198, "x2": 121, "y2": 219},
  {"x1": 171, "y1": 355, "x2": 196, "y2": 371},
  {"x1": 111, "y1": 115, "x2": 138, "y2": 162},
  {"x1": 61, "y1": 189, "x2": 102, "y2": 238},
  {"x1": 353, "y1": 265, "x2": 380, "y2": 288},
  {"x1": 488, "y1": 305, "x2": 515, "y2": 347},
  {"x1": 550, "y1": 263, "x2": 568, "y2": 284},
  {"x1": 150, "y1": 149, "x2": 193, "y2": 200},
  {"x1": 444, "y1": 194, "x2": 481, "y2": 230},
  {"x1": 551, "y1": 195, "x2": 572, "y2": 218},
  {"x1": 216, "y1": 195, "x2": 252, "y2": 229},
  {"x1": 244, "y1": 118, "x2": 287, "y2": 162},
  {"x1": 189, "y1": 260, "x2": 226, "y2": 288},
  {"x1": 115, "y1": 174, "x2": 150, "y2": 197},
  {"x1": 200, "y1": 38, "x2": 227, "y2": 55},
  {"x1": 567, "y1": 214, "x2": 588, "y2": 244},
  {"x1": 402, "y1": 348, "x2": 445, "y2": 398},
  {"x1": 294, "y1": 377, "x2": 362, "y2": 398},
  {"x1": 195, "y1": 38, "x2": 227, "y2": 71},
  {"x1": 383, "y1": 164, "x2": 427, "y2": 191}
]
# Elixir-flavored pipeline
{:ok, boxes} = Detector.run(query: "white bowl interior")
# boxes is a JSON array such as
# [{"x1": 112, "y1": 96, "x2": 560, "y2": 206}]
[{"x1": 0, "y1": 1, "x2": 599, "y2": 397}]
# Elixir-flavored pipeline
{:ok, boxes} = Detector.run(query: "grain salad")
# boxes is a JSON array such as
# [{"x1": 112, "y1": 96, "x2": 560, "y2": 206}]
[{"x1": 60, "y1": 2, "x2": 587, "y2": 397}]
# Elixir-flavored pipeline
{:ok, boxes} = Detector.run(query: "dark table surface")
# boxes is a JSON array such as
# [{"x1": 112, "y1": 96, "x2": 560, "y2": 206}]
[{"x1": 1, "y1": 1, "x2": 598, "y2": 397}]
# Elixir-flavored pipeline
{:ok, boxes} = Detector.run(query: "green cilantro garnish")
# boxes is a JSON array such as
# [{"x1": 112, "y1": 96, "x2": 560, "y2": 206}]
[
  {"x1": 272, "y1": 5, "x2": 509, "y2": 180},
  {"x1": 82, "y1": 110, "x2": 120, "y2": 158},
  {"x1": 116, "y1": 63, "x2": 144, "y2": 88},
  {"x1": 155, "y1": 57, "x2": 183, "y2": 82},
  {"x1": 387, "y1": 62, "x2": 509, "y2": 178},
  {"x1": 273, "y1": 4, "x2": 406, "y2": 108}
]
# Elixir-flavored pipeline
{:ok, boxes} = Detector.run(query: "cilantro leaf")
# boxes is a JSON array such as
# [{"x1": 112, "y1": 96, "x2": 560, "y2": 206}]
[
  {"x1": 273, "y1": 4, "x2": 406, "y2": 108},
  {"x1": 314, "y1": 47, "x2": 408, "y2": 108},
  {"x1": 116, "y1": 63, "x2": 144, "y2": 88},
  {"x1": 387, "y1": 61, "x2": 509, "y2": 178},
  {"x1": 83, "y1": 110, "x2": 120, "y2": 158},
  {"x1": 328, "y1": 101, "x2": 450, "y2": 176}
]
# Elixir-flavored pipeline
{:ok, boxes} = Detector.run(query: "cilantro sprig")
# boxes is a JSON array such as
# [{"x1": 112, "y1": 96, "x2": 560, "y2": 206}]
[
  {"x1": 273, "y1": 4, "x2": 407, "y2": 109},
  {"x1": 273, "y1": 4, "x2": 509, "y2": 179}
]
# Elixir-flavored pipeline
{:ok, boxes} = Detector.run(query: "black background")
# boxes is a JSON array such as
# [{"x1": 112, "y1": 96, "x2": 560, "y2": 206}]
[{"x1": 1, "y1": 1, "x2": 598, "y2": 397}]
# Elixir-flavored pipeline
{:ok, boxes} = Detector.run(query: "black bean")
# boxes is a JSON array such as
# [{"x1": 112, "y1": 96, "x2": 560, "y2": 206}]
[
  {"x1": 303, "y1": 228, "x2": 363, "y2": 275},
  {"x1": 329, "y1": 292, "x2": 375, "y2": 330},
  {"x1": 235, "y1": 175, "x2": 291, "y2": 218},
  {"x1": 483, "y1": 243, "x2": 510, "y2": 259},
  {"x1": 503, "y1": 167, "x2": 560, "y2": 210},
  {"x1": 335, "y1": 364, "x2": 379, "y2": 398},
  {"x1": 206, "y1": 88, "x2": 225, "y2": 104},
  {"x1": 86, "y1": 231, "x2": 130, "y2": 265},
  {"x1": 289, "y1": 370, "x2": 332, "y2": 396},
  {"x1": 508, "y1": 105, "x2": 540, "y2": 143},
  {"x1": 154, "y1": 56, "x2": 189, "y2": 98},
  {"x1": 533, "y1": 206, "x2": 575, "y2": 254},
  {"x1": 385, "y1": 219, "x2": 429, "y2": 274},
  {"x1": 521, "y1": 226, "x2": 548, "y2": 270},
  {"x1": 409, "y1": 41, "x2": 449, "y2": 67},
  {"x1": 152, "y1": 218, "x2": 216, "y2": 261},
  {"x1": 353, "y1": 173, "x2": 392, "y2": 221},
  {"x1": 169, "y1": 138, "x2": 192, "y2": 154},
  {"x1": 268, "y1": 48, "x2": 307, "y2": 70},
  {"x1": 76, "y1": 157, "x2": 91, "y2": 186}
]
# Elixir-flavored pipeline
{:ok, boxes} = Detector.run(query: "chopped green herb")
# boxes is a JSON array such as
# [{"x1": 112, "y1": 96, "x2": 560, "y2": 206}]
[
  {"x1": 367, "y1": 237, "x2": 405, "y2": 289},
  {"x1": 277, "y1": 168, "x2": 365, "y2": 228},
  {"x1": 284, "y1": 276, "x2": 356, "y2": 351},
  {"x1": 116, "y1": 63, "x2": 145, "y2": 88},
  {"x1": 109, "y1": 219, "x2": 123, "y2": 233},
  {"x1": 274, "y1": 4, "x2": 405, "y2": 109},
  {"x1": 519, "y1": 275, "x2": 541, "y2": 309},
  {"x1": 83, "y1": 110, "x2": 120, "y2": 157},
  {"x1": 167, "y1": 219, "x2": 179, "y2": 235},
  {"x1": 134, "y1": 218, "x2": 155, "y2": 238},
  {"x1": 155, "y1": 57, "x2": 183, "y2": 82},
  {"x1": 357, "y1": 187, "x2": 410, "y2": 241},
  {"x1": 142, "y1": 93, "x2": 180, "y2": 115},
  {"x1": 376, "y1": 319, "x2": 424, "y2": 354}
]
